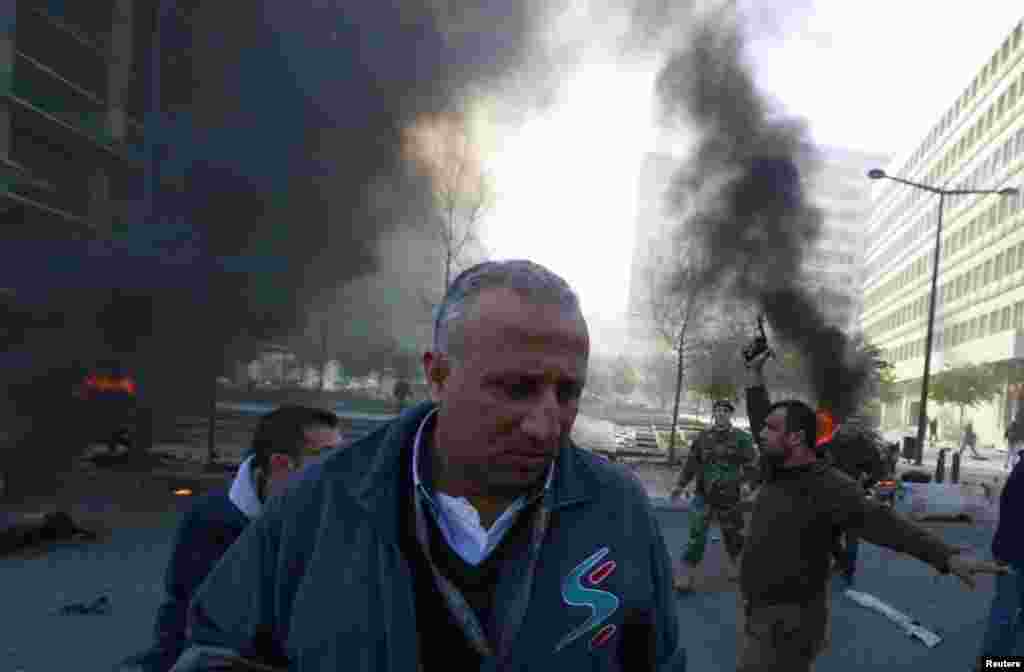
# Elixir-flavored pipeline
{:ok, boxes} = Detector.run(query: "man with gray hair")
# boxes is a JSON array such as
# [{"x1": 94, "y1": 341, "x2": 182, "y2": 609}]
[{"x1": 176, "y1": 259, "x2": 688, "y2": 671}]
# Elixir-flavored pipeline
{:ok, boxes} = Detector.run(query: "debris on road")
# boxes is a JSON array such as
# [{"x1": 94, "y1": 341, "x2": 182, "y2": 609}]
[
  {"x1": 57, "y1": 595, "x2": 111, "y2": 616},
  {"x1": 1, "y1": 511, "x2": 98, "y2": 556},
  {"x1": 844, "y1": 589, "x2": 942, "y2": 648}
]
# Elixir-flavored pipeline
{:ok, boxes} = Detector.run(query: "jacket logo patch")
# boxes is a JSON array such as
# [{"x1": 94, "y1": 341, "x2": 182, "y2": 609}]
[
  {"x1": 554, "y1": 546, "x2": 621, "y2": 653},
  {"x1": 587, "y1": 559, "x2": 617, "y2": 585},
  {"x1": 590, "y1": 623, "x2": 617, "y2": 649}
]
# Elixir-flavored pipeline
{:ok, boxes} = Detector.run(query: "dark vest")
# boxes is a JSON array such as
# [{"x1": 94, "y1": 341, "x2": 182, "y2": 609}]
[{"x1": 397, "y1": 458, "x2": 537, "y2": 671}]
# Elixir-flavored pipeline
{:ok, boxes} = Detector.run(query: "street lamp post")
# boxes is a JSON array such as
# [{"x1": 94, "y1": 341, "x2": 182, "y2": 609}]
[{"x1": 867, "y1": 168, "x2": 1018, "y2": 466}]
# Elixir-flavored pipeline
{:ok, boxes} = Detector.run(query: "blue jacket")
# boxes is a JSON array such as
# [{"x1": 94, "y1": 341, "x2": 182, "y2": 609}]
[
  {"x1": 142, "y1": 489, "x2": 250, "y2": 672},
  {"x1": 184, "y1": 401, "x2": 687, "y2": 671},
  {"x1": 992, "y1": 459, "x2": 1024, "y2": 564}
]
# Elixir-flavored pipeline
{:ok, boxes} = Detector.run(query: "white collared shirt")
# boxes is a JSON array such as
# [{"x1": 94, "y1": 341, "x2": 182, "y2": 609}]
[
  {"x1": 412, "y1": 408, "x2": 554, "y2": 566},
  {"x1": 228, "y1": 455, "x2": 263, "y2": 520}
]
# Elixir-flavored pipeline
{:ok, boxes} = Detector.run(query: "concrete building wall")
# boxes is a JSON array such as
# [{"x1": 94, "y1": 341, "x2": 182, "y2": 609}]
[{"x1": 1, "y1": 0, "x2": 155, "y2": 231}]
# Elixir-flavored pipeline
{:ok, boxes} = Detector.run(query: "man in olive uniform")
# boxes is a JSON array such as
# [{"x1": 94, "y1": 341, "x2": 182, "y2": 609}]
[{"x1": 670, "y1": 400, "x2": 758, "y2": 592}]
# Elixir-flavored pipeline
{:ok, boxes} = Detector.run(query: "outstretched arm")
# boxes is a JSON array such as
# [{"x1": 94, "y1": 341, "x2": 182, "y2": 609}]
[
  {"x1": 826, "y1": 471, "x2": 1006, "y2": 589},
  {"x1": 744, "y1": 351, "x2": 771, "y2": 448}
]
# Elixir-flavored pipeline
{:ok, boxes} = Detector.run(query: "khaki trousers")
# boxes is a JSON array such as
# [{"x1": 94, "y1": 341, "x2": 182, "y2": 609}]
[{"x1": 736, "y1": 588, "x2": 831, "y2": 672}]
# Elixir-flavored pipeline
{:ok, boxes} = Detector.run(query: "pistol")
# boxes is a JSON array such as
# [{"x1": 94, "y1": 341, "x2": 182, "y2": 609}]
[{"x1": 742, "y1": 315, "x2": 774, "y2": 364}]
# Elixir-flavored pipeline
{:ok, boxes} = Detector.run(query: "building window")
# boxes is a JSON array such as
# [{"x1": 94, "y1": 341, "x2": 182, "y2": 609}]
[
  {"x1": 1009, "y1": 245, "x2": 1018, "y2": 272},
  {"x1": 991, "y1": 310, "x2": 1000, "y2": 335},
  {"x1": 984, "y1": 259, "x2": 993, "y2": 285},
  {"x1": 973, "y1": 267, "x2": 983, "y2": 292},
  {"x1": 970, "y1": 318, "x2": 979, "y2": 340},
  {"x1": 981, "y1": 314, "x2": 989, "y2": 335},
  {"x1": 996, "y1": 252, "x2": 1005, "y2": 280},
  {"x1": 1003, "y1": 306, "x2": 1012, "y2": 330},
  {"x1": 1016, "y1": 301, "x2": 1024, "y2": 328}
]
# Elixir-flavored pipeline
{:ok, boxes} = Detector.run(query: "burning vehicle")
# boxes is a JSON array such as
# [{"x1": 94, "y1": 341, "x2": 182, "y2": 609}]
[{"x1": 75, "y1": 363, "x2": 138, "y2": 454}]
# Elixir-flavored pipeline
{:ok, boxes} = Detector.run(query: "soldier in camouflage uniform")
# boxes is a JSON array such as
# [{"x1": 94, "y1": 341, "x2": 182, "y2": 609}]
[{"x1": 670, "y1": 399, "x2": 758, "y2": 592}]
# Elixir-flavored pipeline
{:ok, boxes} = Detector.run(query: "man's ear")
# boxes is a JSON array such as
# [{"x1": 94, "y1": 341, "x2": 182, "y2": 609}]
[{"x1": 422, "y1": 351, "x2": 450, "y2": 402}]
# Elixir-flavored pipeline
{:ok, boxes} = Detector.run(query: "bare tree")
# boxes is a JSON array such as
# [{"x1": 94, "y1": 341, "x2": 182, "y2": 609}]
[
  {"x1": 405, "y1": 113, "x2": 493, "y2": 318},
  {"x1": 644, "y1": 240, "x2": 713, "y2": 463}
]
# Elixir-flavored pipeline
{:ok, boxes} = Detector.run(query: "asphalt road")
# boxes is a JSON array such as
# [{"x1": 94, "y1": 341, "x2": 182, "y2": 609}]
[{"x1": 1, "y1": 498, "x2": 1003, "y2": 672}]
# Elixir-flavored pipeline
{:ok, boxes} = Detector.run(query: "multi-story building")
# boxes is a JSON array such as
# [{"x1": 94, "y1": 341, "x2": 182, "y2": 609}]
[
  {"x1": 2, "y1": 0, "x2": 154, "y2": 236},
  {"x1": 626, "y1": 152, "x2": 683, "y2": 355},
  {"x1": 805, "y1": 145, "x2": 891, "y2": 332},
  {"x1": 862, "y1": 17, "x2": 1024, "y2": 446}
]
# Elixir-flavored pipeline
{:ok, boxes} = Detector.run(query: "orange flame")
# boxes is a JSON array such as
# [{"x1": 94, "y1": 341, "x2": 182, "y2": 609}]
[
  {"x1": 816, "y1": 408, "x2": 836, "y2": 447},
  {"x1": 83, "y1": 375, "x2": 136, "y2": 396},
  {"x1": 173, "y1": 488, "x2": 193, "y2": 497}
]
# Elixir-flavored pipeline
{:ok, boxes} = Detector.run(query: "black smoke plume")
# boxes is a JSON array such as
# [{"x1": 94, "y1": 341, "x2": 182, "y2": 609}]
[
  {"x1": 1, "y1": 0, "x2": 575, "y2": 485},
  {"x1": 650, "y1": 6, "x2": 875, "y2": 420}
]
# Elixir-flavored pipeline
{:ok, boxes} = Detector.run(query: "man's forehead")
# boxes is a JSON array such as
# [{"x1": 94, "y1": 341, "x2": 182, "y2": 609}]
[{"x1": 465, "y1": 291, "x2": 588, "y2": 346}]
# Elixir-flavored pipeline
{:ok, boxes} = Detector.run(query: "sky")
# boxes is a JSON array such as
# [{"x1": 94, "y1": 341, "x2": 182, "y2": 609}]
[{"x1": 476, "y1": 1, "x2": 1024, "y2": 353}]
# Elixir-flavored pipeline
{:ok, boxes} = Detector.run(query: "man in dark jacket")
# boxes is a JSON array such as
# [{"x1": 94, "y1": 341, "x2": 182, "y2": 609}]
[
  {"x1": 1005, "y1": 415, "x2": 1024, "y2": 471},
  {"x1": 738, "y1": 350, "x2": 1006, "y2": 672},
  {"x1": 176, "y1": 260, "x2": 688, "y2": 672},
  {"x1": 131, "y1": 406, "x2": 341, "y2": 672},
  {"x1": 825, "y1": 421, "x2": 888, "y2": 587},
  {"x1": 975, "y1": 458, "x2": 1024, "y2": 667}
]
